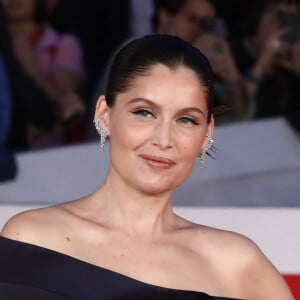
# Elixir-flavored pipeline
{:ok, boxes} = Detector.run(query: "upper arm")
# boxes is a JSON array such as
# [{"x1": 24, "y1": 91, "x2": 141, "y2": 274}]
[
  {"x1": 209, "y1": 229, "x2": 294, "y2": 300},
  {"x1": 48, "y1": 34, "x2": 86, "y2": 93},
  {"x1": 50, "y1": 69, "x2": 84, "y2": 94},
  {"x1": 237, "y1": 236, "x2": 294, "y2": 300},
  {"x1": 0, "y1": 209, "x2": 49, "y2": 244},
  {"x1": 1, "y1": 210, "x2": 32, "y2": 240},
  {"x1": 54, "y1": 36, "x2": 85, "y2": 79}
]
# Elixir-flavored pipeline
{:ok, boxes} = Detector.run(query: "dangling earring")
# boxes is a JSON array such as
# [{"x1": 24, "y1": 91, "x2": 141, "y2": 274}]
[
  {"x1": 93, "y1": 117, "x2": 108, "y2": 150},
  {"x1": 198, "y1": 135, "x2": 214, "y2": 168}
]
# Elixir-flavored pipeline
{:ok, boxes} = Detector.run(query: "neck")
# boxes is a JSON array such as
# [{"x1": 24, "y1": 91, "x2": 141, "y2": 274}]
[{"x1": 91, "y1": 169, "x2": 177, "y2": 239}]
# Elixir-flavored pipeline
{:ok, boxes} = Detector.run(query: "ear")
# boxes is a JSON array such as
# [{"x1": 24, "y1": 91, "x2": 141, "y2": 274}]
[
  {"x1": 202, "y1": 115, "x2": 215, "y2": 149},
  {"x1": 94, "y1": 95, "x2": 111, "y2": 133},
  {"x1": 207, "y1": 114, "x2": 215, "y2": 138}
]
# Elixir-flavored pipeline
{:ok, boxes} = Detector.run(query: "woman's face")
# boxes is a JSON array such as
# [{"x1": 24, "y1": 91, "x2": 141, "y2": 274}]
[
  {"x1": 164, "y1": 0, "x2": 216, "y2": 44},
  {"x1": 96, "y1": 64, "x2": 214, "y2": 195},
  {"x1": 2, "y1": 0, "x2": 35, "y2": 21}
]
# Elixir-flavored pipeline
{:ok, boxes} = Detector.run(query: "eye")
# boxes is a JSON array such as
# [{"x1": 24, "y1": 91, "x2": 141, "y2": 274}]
[
  {"x1": 178, "y1": 116, "x2": 199, "y2": 125},
  {"x1": 132, "y1": 109, "x2": 154, "y2": 118}
]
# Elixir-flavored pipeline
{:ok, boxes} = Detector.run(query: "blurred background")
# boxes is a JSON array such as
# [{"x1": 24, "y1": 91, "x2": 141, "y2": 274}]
[
  {"x1": 1, "y1": 0, "x2": 299, "y2": 202},
  {"x1": 0, "y1": 0, "x2": 300, "y2": 297},
  {"x1": 1, "y1": 0, "x2": 299, "y2": 155}
]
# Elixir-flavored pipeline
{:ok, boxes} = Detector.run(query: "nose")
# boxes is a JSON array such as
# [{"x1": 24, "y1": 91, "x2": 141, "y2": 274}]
[{"x1": 151, "y1": 120, "x2": 173, "y2": 150}]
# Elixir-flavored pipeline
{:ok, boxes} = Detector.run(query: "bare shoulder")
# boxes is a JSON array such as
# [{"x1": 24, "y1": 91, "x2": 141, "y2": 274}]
[
  {"x1": 190, "y1": 224, "x2": 294, "y2": 299},
  {"x1": 0, "y1": 204, "x2": 72, "y2": 245},
  {"x1": 187, "y1": 223, "x2": 263, "y2": 269},
  {"x1": 194, "y1": 224, "x2": 262, "y2": 260}
]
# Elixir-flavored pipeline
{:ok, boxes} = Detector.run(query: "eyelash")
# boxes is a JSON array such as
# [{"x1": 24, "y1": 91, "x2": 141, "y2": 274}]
[
  {"x1": 132, "y1": 109, "x2": 154, "y2": 118},
  {"x1": 178, "y1": 116, "x2": 199, "y2": 125},
  {"x1": 132, "y1": 109, "x2": 199, "y2": 126}
]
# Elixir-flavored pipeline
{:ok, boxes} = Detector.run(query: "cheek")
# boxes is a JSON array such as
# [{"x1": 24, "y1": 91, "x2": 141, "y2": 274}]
[
  {"x1": 174, "y1": 136, "x2": 202, "y2": 184},
  {"x1": 178, "y1": 126, "x2": 207, "y2": 155},
  {"x1": 259, "y1": 16, "x2": 278, "y2": 37},
  {"x1": 173, "y1": 19, "x2": 193, "y2": 39},
  {"x1": 181, "y1": 136, "x2": 202, "y2": 159},
  {"x1": 179, "y1": 21, "x2": 196, "y2": 36},
  {"x1": 109, "y1": 114, "x2": 152, "y2": 150}
]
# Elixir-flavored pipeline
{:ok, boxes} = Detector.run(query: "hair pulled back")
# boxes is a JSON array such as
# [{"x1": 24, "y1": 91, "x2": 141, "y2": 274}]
[{"x1": 106, "y1": 34, "x2": 215, "y2": 123}]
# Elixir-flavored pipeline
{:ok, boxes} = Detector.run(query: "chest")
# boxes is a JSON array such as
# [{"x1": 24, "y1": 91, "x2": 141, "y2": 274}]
[{"x1": 58, "y1": 233, "x2": 229, "y2": 296}]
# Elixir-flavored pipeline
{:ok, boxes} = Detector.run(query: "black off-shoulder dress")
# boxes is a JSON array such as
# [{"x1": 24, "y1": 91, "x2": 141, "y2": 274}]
[{"x1": 0, "y1": 236, "x2": 242, "y2": 300}]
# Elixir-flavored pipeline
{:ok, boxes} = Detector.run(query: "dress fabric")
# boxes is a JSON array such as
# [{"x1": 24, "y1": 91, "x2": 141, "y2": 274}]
[{"x1": 0, "y1": 236, "x2": 242, "y2": 300}]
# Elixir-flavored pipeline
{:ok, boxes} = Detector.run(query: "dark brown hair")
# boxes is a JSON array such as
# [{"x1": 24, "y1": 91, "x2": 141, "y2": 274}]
[
  {"x1": 33, "y1": 0, "x2": 48, "y2": 23},
  {"x1": 106, "y1": 34, "x2": 215, "y2": 123}
]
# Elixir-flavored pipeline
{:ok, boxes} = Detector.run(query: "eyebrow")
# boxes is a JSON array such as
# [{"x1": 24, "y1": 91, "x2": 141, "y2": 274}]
[
  {"x1": 180, "y1": 107, "x2": 205, "y2": 117},
  {"x1": 127, "y1": 98, "x2": 154, "y2": 106},
  {"x1": 127, "y1": 97, "x2": 206, "y2": 117}
]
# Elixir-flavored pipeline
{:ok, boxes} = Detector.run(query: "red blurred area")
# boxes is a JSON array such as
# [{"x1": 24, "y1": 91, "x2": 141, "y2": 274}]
[{"x1": 284, "y1": 275, "x2": 300, "y2": 299}]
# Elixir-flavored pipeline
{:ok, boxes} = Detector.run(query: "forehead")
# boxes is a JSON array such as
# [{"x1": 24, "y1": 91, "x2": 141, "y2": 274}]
[
  {"x1": 268, "y1": 2, "x2": 299, "y2": 12},
  {"x1": 116, "y1": 64, "x2": 208, "y2": 108},
  {"x1": 132, "y1": 63, "x2": 205, "y2": 88},
  {"x1": 182, "y1": 0, "x2": 216, "y2": 17}
]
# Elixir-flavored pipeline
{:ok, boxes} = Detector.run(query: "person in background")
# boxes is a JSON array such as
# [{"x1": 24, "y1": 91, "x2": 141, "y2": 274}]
[
  {"x1": 49, "y1": 0, "x2": 131, "y2": 102},
  {"x1": 231, "y1": 0, "x2": 300, "y2": 133},
  {"x1": 0, "y1": 1, "x2": 58, "y2": 151},
  {"x1": 0, "y1": 54, "x2": 17, "y2": 181},
  {"x1": 2, "y1": 0, "x2": 87, "y2": 149},
  {"x1": 152, "y1": 0, "x2": 249, "y2": 123}
]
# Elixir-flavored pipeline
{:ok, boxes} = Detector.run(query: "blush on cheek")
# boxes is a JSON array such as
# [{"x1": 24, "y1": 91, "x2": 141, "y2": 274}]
[
  {"x1": 124, "y1": 122, "x2": 154, "y2": 145},
  {"x1": 182, "y1": 140, "x2": 202, "y2": 157},
  {"x1": 110, "y1": 123, "x2": 146, "y2": 151}
]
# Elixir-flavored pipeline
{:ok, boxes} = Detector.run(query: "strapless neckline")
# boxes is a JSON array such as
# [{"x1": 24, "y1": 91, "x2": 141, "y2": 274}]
[{"x1": 0, "y1": 236, "x2": 243, "y2": 299}]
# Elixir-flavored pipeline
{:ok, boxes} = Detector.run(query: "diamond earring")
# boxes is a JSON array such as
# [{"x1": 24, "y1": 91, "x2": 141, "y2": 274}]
[
  {"x1": 198, "y1": 135, "x2": 214, "y2": 168},
  {"x1": 93, "y1": 117, "x2": 108, "y2": 150}
]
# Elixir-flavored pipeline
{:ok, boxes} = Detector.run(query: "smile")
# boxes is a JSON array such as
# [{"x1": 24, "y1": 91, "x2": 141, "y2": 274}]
[{"x1": 139, "y1": 154, "x2": 176, "y2": 169}]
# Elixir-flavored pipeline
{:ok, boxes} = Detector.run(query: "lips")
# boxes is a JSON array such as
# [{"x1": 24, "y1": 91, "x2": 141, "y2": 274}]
[{"x1": 139, "y1": 154, "x2": 175, "y2": 169}]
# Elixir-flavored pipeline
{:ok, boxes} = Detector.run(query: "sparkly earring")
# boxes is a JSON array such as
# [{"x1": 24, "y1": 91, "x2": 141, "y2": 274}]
[
  {"x1": 93, "y1": 117, "x2": 108, "y2": 150},
  {"x1": 198, "y1": 135, "x2": 214, "y2": 168}
]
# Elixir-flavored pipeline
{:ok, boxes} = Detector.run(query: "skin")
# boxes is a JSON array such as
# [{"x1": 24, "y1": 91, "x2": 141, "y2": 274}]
[
  {"x1": 291, "y1": 40, "x2": 300, "y2": 74},
  {"x1": 1, "y1": 64, "x2": 294, "y2": 299},
  {"x1": 244, "y1": 3, "x2": 300, "y2": 99},
  {"x1": 158, "y1": 0, "x2": 247, "y2": 115},
  {"x1": 158, "y1": 0, "x2": 215, "y2": 43},
  {"x1": 187, "y1": 0, "x2": 247, "y2": 114},
  {"x1": 2, "y1": 0, "x2": 35, "y2": 21}
]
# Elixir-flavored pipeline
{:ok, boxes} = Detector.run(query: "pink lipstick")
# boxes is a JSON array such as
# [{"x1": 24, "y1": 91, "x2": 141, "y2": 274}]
[{"x1": 139, "y1": 154, "x2": 175, "y2": 169}]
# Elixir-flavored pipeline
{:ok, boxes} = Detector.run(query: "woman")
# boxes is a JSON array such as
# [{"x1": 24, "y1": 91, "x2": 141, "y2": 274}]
[
  {"x1": 0, "y1": 35, "x2": 293, "y2": 299},
  {"x1": 2, "y1": 0, "x2": 86, "y2": 149}
]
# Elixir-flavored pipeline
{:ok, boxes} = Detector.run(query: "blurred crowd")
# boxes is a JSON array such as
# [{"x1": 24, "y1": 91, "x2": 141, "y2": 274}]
[{"x1": 1, "y1": 0, "x2": 300, "y2": 181}]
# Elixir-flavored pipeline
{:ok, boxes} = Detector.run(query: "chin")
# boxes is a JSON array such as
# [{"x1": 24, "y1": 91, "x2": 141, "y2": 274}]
[
  {"x1": 139, "y1": 186, "x2": 173, "y2": 197},
  {"x1": 133, "y1": 177, "x2": 182, "y2": 196}
]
